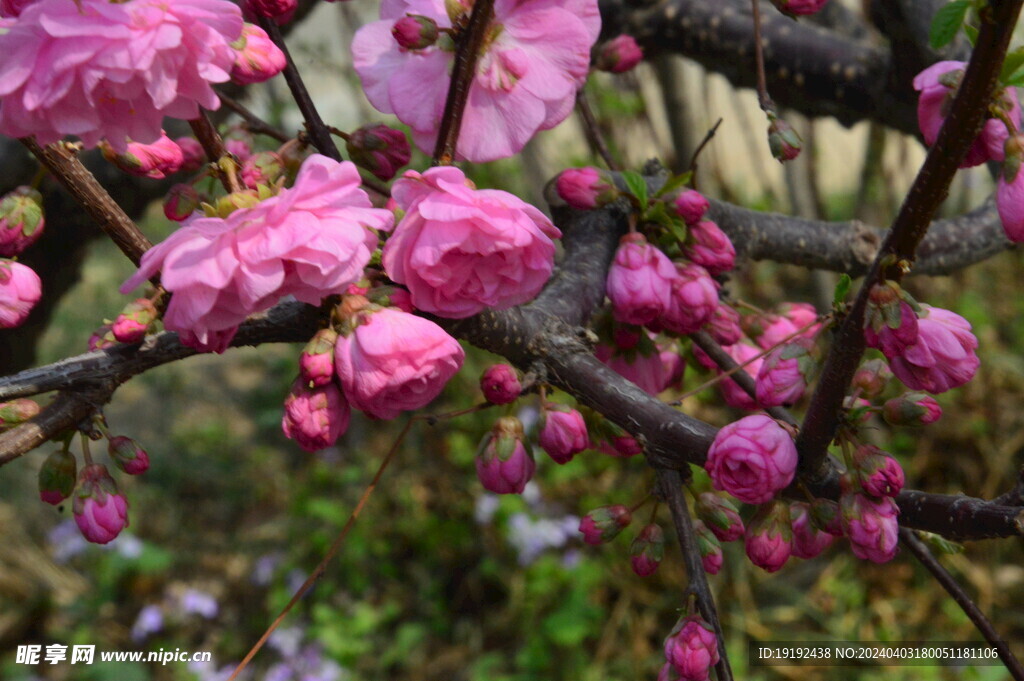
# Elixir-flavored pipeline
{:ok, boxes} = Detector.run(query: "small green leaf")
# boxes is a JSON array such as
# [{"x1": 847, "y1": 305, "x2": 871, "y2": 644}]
[
  {"x1": 833, "y1": 274, "x2": 852, "y2": 308},
  {"x1": 620, "y1": 170, "x2": 649, "y2": 209},
  {"x1": 963, "y1": 22, "x2": 978, "y2": 46},
  {"x1": 1000, "y1": 47, "x2": 1024, "y2": 84},
  {"x1": 929, "y1": 0, "x2": 969, "y2": 49},
  {"x1": 919, "y1": 531, "x2": 965, "y2": 555},
  {"x1": 668, "y1": 217, "x2": 688, "y2": 244},
  {"x1": 654, "y1": 170, "x2": 694, "y2": 198}
]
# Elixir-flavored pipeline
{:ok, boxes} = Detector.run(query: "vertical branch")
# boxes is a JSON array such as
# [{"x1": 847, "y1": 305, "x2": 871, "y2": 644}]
[
  {"x1": 657, "y1": 468, "x2": 734, "y2": 681},
  {"x1": 749, "y1": 0, "x2": 774, "y2": 112},
  {"x1": 576, "y1": 89, "x2": 622, "y2": 170},
  {"x1": 189, "y1": 112, "x2": 242, "y2": 193}
]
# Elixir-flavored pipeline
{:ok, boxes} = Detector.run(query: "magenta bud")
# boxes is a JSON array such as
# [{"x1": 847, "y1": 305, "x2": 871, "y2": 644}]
[
  {"x1": 695, "y1": 492, "x2": 744, "y2": 542},
  {"x1": 706, "y1": 414, "x2": 798, "y2": 505},
  {"x1": 538, "y1": 402, "x2": 588, "y2": 464},
  {"x1": 0, "y1": 258, "x2": 41, "y2": 329},
  {"x1": 755, "y1": 337, "x2": 817, "y2": 408},
  {"x1": 595, "y1": 34, "x2": 643, "y2": 73},
  {"x1": 246, "y1": 0, "x2": 296, "y2": 20},
  {"x1": 392, "y1": 14, "x2": 439, "y2": 50},
  {"x1": 770, "y1": 0, "x2": 829, "y2": 16},
  {"x1": 101, "y1": 133, "x2": 185, "y2": 179},
  {"x1": 852, "y1": 445, "x2": 904, "y2": 498},
  {"x1": 554, "y1": 167, "x2": 618, "y2": 210},
  {"x1": 38, "y1": 449, "x2": 77, "y2": 505},
  {"x1": 241, "y1": 151, "x2": 285, "y2": 189},
  {"x1": 693, "y1": 520, "x2": 724, "y2": 575},
  {"x1": 744, "y1": 500, "x2": 792, "y2": 573},
  {"x1": 108, "y1": 436, "x2": 150, "y2": 475},
  {"x1": 663, "y1": 615, "x2": 720, "y2": 680},
  {"x1": 703, "y1": 303, "x2": 743, "y2": 347},
  {"x1": 346, "y1": 124, "x2": 412, "y2": 182},
  {"x1": 299, "y1": 328, "x2": 339, "y2": 387},
  {"x1": 670, "y1": 188, "x2": 710, "y2": 224},
  {"x1": 629, "y1": 522, "x2": 665, "y2": 576},
  {"x1": 882, "y1": 392, "x2": 942, "y2": 426},
  {"x1": 809, "y1": 498, "x2": 843, "y2": 537},
  {"x1": 0, "y1": 397, "x2": 40, "y2": 430},
  {"x1": 475, "y1": 417, "x2": 535, "y2": 495},
  {"x1": 864, "y1": 281, "x2": 920, "y2": 358},
  {"x1": 578, "y1": 504, "x2": 632, "y2": 545},
  {"x1": 111, "y1": 298, "x2": 158, "y2": 343},
  {"x1": 852, "y1": 358, "x2": 893, "y2": 398},
  {"x1": 841, "y1": 491, "x2": 899, "y2": 563},
  {"x1": 479, "y1": 364, "x2": 522, "y2": 405},
  {"x1": 230, "y1": 24, "x2": 286, "y2": 85},
  {"x1": 73, "y1": 464, "x2": 129, "y2": 545},
  {"x1": 790, "y1": 502, "x2": 835, "y2": 559},
  {"x1": 683, "y1": 219, "x2": 735, "y2": 276},
  {"x1": 282, "y1": 377, "x2": 351, "y2": 452},
  {"x1": 163, "y1": 184, "x2": 201, "y2": 222},
  {"x1": 89, "y1": 323, "x2": 118, "y2": 351},
  {"x1": 767, "y1": 115, "x2": 802, "y2": 162},
  {"x1": 0, "y1": 186, "x2": 44, "y2": 257}
]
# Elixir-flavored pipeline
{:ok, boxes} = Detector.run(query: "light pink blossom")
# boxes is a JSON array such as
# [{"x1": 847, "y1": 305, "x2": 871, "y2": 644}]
[
  {"x1": 606, "y1": 233, "x2": 675, "y2": 326},
  {"x1": 230, "y1": 23, "x2": 286, "y2": 85},
  {"x1": 281, "y1": 378, "x2": 350, "y2": 451},
  {"x1": 705, "y1": 414, "x2": 797, "y2": 504},
  {"x1": 0, "y1": 258, "x2": 41, "y2": 328},
  {"x1": 888, "y1": 305, "x2": 980, "y2": 394},
  {"x1": 659, "y1": 263, "x2": 718, "y2": 335}
]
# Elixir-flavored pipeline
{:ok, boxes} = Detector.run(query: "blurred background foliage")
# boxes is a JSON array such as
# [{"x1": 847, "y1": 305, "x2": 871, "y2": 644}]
[{"x1": 1, "y1": 1, "x2": 1024, "y2": 679}]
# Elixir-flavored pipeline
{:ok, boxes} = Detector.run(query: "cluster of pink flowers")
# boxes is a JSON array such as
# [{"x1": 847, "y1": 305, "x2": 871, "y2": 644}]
[{"x1": 352, "y1": 0, "x2": 600, "y2": 162}]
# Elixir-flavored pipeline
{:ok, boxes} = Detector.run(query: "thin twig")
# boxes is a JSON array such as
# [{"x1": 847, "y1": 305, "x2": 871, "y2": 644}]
[
  {"x1": 217, "y1": 91, "x2": 292, "y2": 143},
  {"x1": 899, "y1": 528, "x2": 1024, "y2": 681},
  {"x1": 576, "y1": 89, "x2": 621, "y2": 171},
  {"x1": 687, "y1": 118, "x2": 723, "y2": 176},
  {"x1": 749, "y1": 0, "x2": 774, "y2": 112}
]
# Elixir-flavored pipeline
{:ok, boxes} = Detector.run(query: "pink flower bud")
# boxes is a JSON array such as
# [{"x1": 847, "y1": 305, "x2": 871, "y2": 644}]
[
  {"x1": 595, "y1": 34, "x2": 643, "y2": 73},
  {"x1": 281, "y1": 378, "x2": 351, "y2": 452},
  {"x1": 89, "y1": 323, "x2": 117, "y2": 351},
  {"x1": 38, "y1": 449, "x2": 76, "y2": 505},
  {"x1": 778, "y1": 302, "x2": 820, "y2": 333},
  {"x1": 578, "y1": 504, "x2": 632, "y2": 545},
  {"x1": 770, "y1": 0, "x2": 829, "y2": 16},
  {"x1": 606, "y1": 233, "x2": 675, "y2": 326},
  {"x1": 555, "y1": 167, "x2": 618, "y2": 209},
  {"x1": 702, "y1": 303, "x2": 742, "y2": 347},
  {"x1": 163, "y1": 184, "x2": 201, "y2": 222},
  {"x1": 175, "y1": 136, "x2": 206, "y2": 173},
  {"x1": 596, "y1": 332, "x2": 678, "y2": 396},
  {"x1": 0, "y1": 186, "x2": 44, "y2": 257},
  {"x1": 693, "y1": 520, "x2": 723, "y2": 575},
  {"x1": 998, "y1": 134, "x2": 1024, "y2": 241},
  {"x1": 101, "y1": 132, "x2": 185, "y2": 179},
  {"x1": 0, "y1": 397, "x2": 40, "y2": 430},
  {"x1": 346, "y1": 124, "x2": 412, "y2": 182},
  {"x1": 300, "y1": 328, "x2": 338, "y2": 387},
  {"x1": 670, "y1": 188, "x2": 710, "y2": 224},
  {"x1": 597, "y1": 432, "x2": 643, "y2": 458},
  {"x1": 629, "y1": 523, "x2": 665, "y2": 576},
  {"x1": 111, "y1": 298, "x2": 158, "y2": 344},
  {"x1": 767, "y1": 115, "x2": 802, "y2": 162},
  {"x1": 0, "y1": 259, "x2": 41, "y2": 328},
  {"x1": 853, "y1": 445, "x2": 904, "y2": 498},
  {"x1": 841, "y1": 492, "x2": 899, "y2": 563},
  {"x1": 742, "y1": 310, "x2": 806, "y2": 351},
  {"x1": 475, "y1": 417, "x2": 535, "y2": 494},
  {"x1": 755, "y1": 338, "x2": 816, "y2": 407},
  {"x1": 241, "y1": 151, "x2": 285, "y2": 190},
  {"x1": 480, "y1": 364, "x2": 522, "y2": 405},
  {"x1": 809, "y1": 498, "x2": 843, "y2": 536},
  {"x1": 888, "y1": 305, "x2": 979, "y2": 394},
  {"x1": 246, "y1": 0, "x2": 296, "y2": 20},
  {"x1": 335, "y1": 307, "x2": 464, "y2": 419},
  {"x1": 790, "y1": 502, "x2": 834, "y2": 559},
  {"x1": 864, "y1": 282, "x2": 919, "y2": 358},
  {"x1": 230, "y1": 24, "x2": 286, "y2": 85},
  {"x1": 392, "y1": 15, "x2": 440, "y2": 50},
  {"x1": 882, "y1": 392, "x2": 942, "y2": 426},
  {"x1": 538, "y1": 403, "x2": 588, "y2": 464},
  {"x1": 852, "y1": 358, "x2": 892, "y2": 398},
  {"x1": 661, "y1": 263, "x2": 718, "y2": 335},
  {"x1": 108, "y1": 436, "x2": 150, "y2": 475},
  {"x1": 73, "y1": 464, "x2": 129, "y2": 545},
  {"x1": 744, "y1": 501, "x2": 792, "y2": 572},
  {"x1": 706, "y1": 414, "x2": 797, "y2": 504},
  {"x1": 695, "y1": 492, "x2": 744, "y2": 542},
  {"x1": 684, "y1": 220, "x2": 735, "y2": 276},
  {"x1": 664, "y1": 615, "x2": 719, "y2": 680}
]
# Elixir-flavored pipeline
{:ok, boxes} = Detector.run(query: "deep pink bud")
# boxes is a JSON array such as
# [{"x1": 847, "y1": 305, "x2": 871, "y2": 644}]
[
  {"x1": 538, "y1": 403, "x2": 588, "y2": 464},
  {"x1": 392, "y1": 15, "x2": 440, "y2": 50},
  {"x1": 767, "y1": 115, "x2": 802, "y2": 162},
  {"x1": 73, "y1": 464, "x2": 129, "y2": 545},
  {"x1": 579, "y1": 504, "x2": 632, "y2": 545},
  {"x1": 888, "y1": 305, "x2": 979, "y2": 394},
  {"x1": 595, "y1": 34, "x2": 643, "y2": 73},
  {"x1": 300, "y1": 328, "x2": 338, "y2": 388},
  {"x1": 246, "y1": 0, "x2": 296, "y2": 19},
  {"x1": 770, "y1": 0, "x2": 829, "y2": 16},
  {"x1": 480, "y1": 364, "x2": 522, "y2": 405},
  {"x1": 853, "y1": 445, "x2": 904, "y2": 498},
  {"x1": 108, "y1": 436, "x2": 150, "y2": 475},
  {"x1": 606, "y1": 233, "x2": 675, "y2": 326},
  {"x1": 598, "y1": 433, "x2": 643, "y2": 458},
  {"x1": 744, "y1": 501, "x2": 792, "y2": 572},
  {"x1": 809, "y1": 498, "x2": 843, "y2": 537},
  {"x1": 998, "y1": 134, "x2": 1024, "y2": 241},
  {"x1": 0, "y1": 259, "x2": 41, "y2": 328},
  {"x1": 841, "y1": 492, "x2": 900, "y2": 563},
  {"x1": 695, "y1": 492, "x2": 744, "y2": 542},
  {"x1": 755, "y1": 338, "x2": 816, "y2": 407},
  {"x1": 281, "y1": 378, "x2": 351, "y2": 452},
  {"x1": 89, "y1": 324, "x2": 117, "y2": 351},
  {"x1": 664, "y1": 615, "x2": 719, "y2": 681},
  {"x1": 111, "y1": 298, "x2": 157, "y2": 344},
  {"x1": 175, "y1": 136, "x2": 206, "y2": 173},
  {"x1": 882, "y1": 392, "x2": 942, "y2": 426},
  {"x1": 864, "y1": 282, "x2": 919, "y2": 358},
  {"x1": 346, "y1": 124, "x2": 412, "y2": 182},
  {"x1": 706, "y1": 415, "x2": 797, "y2": 504},
  {"x1": 852, "y1": 358, "x2": 893, "y2": 398},
  {"x1": 241, "y1": 151, "x2": 285, "y2": 189},
  {"x1": 670, "y1": 189, "x2": 710, "y2": 224},
  {"x1": 555, "y1": 167, "x2": 618, "y2": 210},
  {"x1": 230, "y1": 24, "x2": 286, "y2": 85},
  {"x1": 629, "y1": 523, "x2": 665, "y2": 577},
  {"x1": 0, "y1": 398, "x2": 40, "y2": 430},
  {"x1": 0, "y1": 186, "x2": 44, "y2": 257},
  {"x1": 101, "y1": 133, "x2": 185, "y2": 180},
  {"x1": 38, "y1": 449, "x2": 76, "y2": 505},
  {"x1": 703, "y1": 303, "x2": 742, "y2": 347},
  {"x1": 475, "y1": 417, "x2": 535, "y2": 494},
  {"x1": 163, "y1": 184, "x2": 201, "y2": 222},
  {"x1": 0, "y1": 0, "x2": 33, "y2": 18},
  {"x1": 661, "y1": 263, "x2": 718, "y2": 335},
  {"x1": 693, "y1": 520, "x2": 724, "y2": 575},
  {"x1": 684, "y1": 220, "x2": 735, "y2": 276},
  {"x1": 790, "y1": 502, "x2": 835, "y2": 559}
]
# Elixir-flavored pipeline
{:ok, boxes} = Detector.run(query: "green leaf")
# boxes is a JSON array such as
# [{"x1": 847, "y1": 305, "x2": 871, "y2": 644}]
[
  {"x1": 833, "y1": 274, "x2": 852, "y2": 308},
  {"x1": 963, "y1": 22, "x2": 978, "y2": 46},
  {"x1": 929, "y1": 0, "x2": 969, "y2": 49},
  {"x1": 620, "y1": 170, "x2": 649, "y2": 208},
  {"x1": 654, "y1": 170, "x2": 694, "y2": 198},
  {"x1": 1000, "y1": 47, "x2": 1024, "y2": 84}
]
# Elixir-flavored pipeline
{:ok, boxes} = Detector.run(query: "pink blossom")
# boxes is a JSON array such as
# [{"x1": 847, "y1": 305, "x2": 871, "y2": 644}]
[
  {"x1": 382, "y1": 166, "x2": 560, "y2": 318},
  {"x1": 997, "y1": 136, "x2": 1024, "y2": 242},
  {"x1": 606, "y1": 233, "x2": 675, "y2": 325},
  {"x1": 476, "y1": 417, "x2": 535, "y2": 494},
  {"x1": 882, "y1": 392, "x2": 942, "y2": 426},
  {"x1": 345, "y1": 124, "x2": 412, "y2": 182},
  {"x1": 841, "y1": 492, "x2": 899, "y2": 563},
  {"x1": 695, "y1": 492, "x2": 744, "y2": 542},
  {"x1": 122, "y1": 156, "x2": 393, "y2": 352},
  {"x1": 0, "y1": 186, "x2": 44, "y2": 257},
  {"x1": 755, "y1": 338, "x2": 814, "y2": 407},
  {"x1": 299, "y1": 328, "x2": 338, "y2": 388},
  {"x1": 538, "y1": 403, "x2": 588, "y2": 464},
  {"x1": 596, "y1": 337, "x2": 675, "y2": 396},
  {"x1": 790, "y1": 502, "x2": 834, "y2": 559},
  {"x1": 853, "y1": 445, "x2": 904, "y2": 498},
  {"x1": 73, "y1": 464, "x2": 129, "y2": 545},
  {"x1": 352, "y1": 0, "x2": 599, "y2": 162},
  {"x1": 335, "y1": 307, "x2": 464, "y2": 419},
  {"x1": 101, "y1": 132, "x2": 185, "y2": 179},
  {"x1": 670, "y1": 189, "x2": 709, "y2": 224},
  {"x1": 595, "y1": 34, "x2": 643, "y2": 73},
  {"x1": 0, "y1": 0, "x2": 243, "y2": 151},
  {"x1": 705, "y1": 414, "x2": 797, "y2": 504},
  {"x1": 888, "y1": 305, "x2": 980, "y2": 394},
  {"x1": 771, "y1": 0, "x2": 828, "y2": 15},
  {"x1": 554, "y1": 167, "x2": 617, "y2": 209},
  {"x1": 480, "y1": 363, "x2": 522, "y2": 404},
  {"x1": 281, "y1": 378, "x2": 350, "y2": 452},
  {"x1": 630, "y1": 523, "x2": 664, "y2": 576},
  {"x1": 684, "y1": 220, "x2": 735, "y2": 276},
  {"x1": 230, "y1": 23, "x2": 286, "y2": 85},
  {"x1": 111, "y1": 298, "x2": 157, "y2": 343},
  {"x1": 693, "y1": 520, "x2": 723, "y2": 575},
  {"x1": 744, "y1": 501, "x2": 791, "y2": 572},
  {"x1": 703, "y1": 303, "x2": 742, "y2": 347},
  {"x1": 0, "y1": 258, "x2": 41, "y2": 328},
  {"x1": 108, "y1": 436, "x2": 150, "y2": 475},
  {"x1": 664, "y1": 616, "x2": 719, "y2": 681},
  {"x1": 660, "y1": 263, "x2": 718, "y2": 335}
]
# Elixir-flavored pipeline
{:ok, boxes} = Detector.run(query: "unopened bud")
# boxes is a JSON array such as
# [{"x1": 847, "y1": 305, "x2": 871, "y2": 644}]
[
  {"x1": 883, "y1": 391, "x2": 942, "y2": 426},
  {"x1": 595, "y1": 34, "x2": 643, "y2": 73},
  {"x1": 554, "y1": 167, "x2": 618, "y2": 210},
  {"x1": 300, "y1": 328, "x2": 338, "y2": 387},
  {"x1": 852, "y1": 358, "x2": 892, "y2": 398},
  {"x1": 112, "y1": 298, "x2": 158, "y2": 343},
  {"x1": 767, "y1": 115, "x2": 802, "y2": 162},
  {"x1": 479, "y1": 364, "x2": 522, "y2": 405},
  {"x1": 392, "y1": 15, "x2": 439, "y2": 50},
  {"x1": 693, "y1": 520, "x2": 723, "y2": 575},
  {"x1": 475, "y1": 417, "x2": 535, "y2": 495},
  {"x1": 163, "y1": 184, "x2": 201, "y2": 222},
  {"x1": 0, "y1": 186, "x2": 44, "y2": 257},
  {"x1": 38, "y1": 449, "x2": 77, "y2": 505},
  {"x1": 346, "y1": 124, "x2": 412, "y2": 182},
  {"x1": 108, "y1": 436, "x2": 150, "y2": 475},
  {"x1": 695, "y1": 492, "x2": 744, "y2": 542},
  {"x1": 629, "y1": 522, "x2": 665, "y2": 576},
  {"x1": 241, "y1": 151, "x2": 285, "y2": 189},
  {"x1": 0, "y1": 398, "x2": 40, "y2": 430},
  {"x1": 578, "y1": 504, "x2": 632, "y2": 545}
]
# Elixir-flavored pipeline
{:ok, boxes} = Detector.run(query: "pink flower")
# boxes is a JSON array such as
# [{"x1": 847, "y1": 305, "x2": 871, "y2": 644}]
[
  {"x1": 790, "y1": 502, "x2": 834, "y2": 560},
  {"x1": 596, "y1": 337, "x2": 675, "y2": 396},
  {"x1": 606, "y1": 233, "x2": 675, "y2": 325},
  {"x1": 888, "y1": 304, "x2": 980, "y2": 394},
  {"x1": 382, "y1": 166, "x2": 560, "y2": 318},
  {"x1": 664, "y1": 616, "x2": 719, "y2": 681},
  {"x1": 230, "y1": 23, "x2": 286, "y2": 85},
  {"x1": 352, "y1": 0, "x2": 600, "y2": 162},
  {"x1": 684, "y1": 220, "x2": 735, "y2": 276},
  {"x1": 0, "y1": 0, "x2": 243, "y2": 151},
  {"x1": 475, "y1": 417, "x2": 535, "y2": 494},
  {"x1": 841, "y1": 492, "x2": 900, "y2": 563},
  {"x1": 335, "y1": 307, "x2": 464, "y2": 419},
  {"x1": 0, "y1": 186, "x2": 44, "y2": 257},
  {"x1": 695, "y1": 492, "x2": 744, "y2": 542},
  {"x1": 744, "y1": 501, "x2": 792, "y2": 572},
  {"x1": 578, "y1": 504, "x2": 631, "y2": 544},
  {"x1": 480, "y1": 363, "x2": 522, "y2": 404},
  {"x1": 852, "y1": 358, "x2": 892, "y2": 398},
  {"x1": 629, "y1": 523, "x2": 665, "y2": 577},
  {"x1": 108, "y1": 436, "x2": 150, "y2": 475},
  {"x1": 38, "y1": 449, "x2": 76, "y2": 506},
  {"x1": 345, "y1": 124, "x2": 412, "y2": 182},
  {"x1": 281, "y1": 378, "x2": 350, "y2": 451},
  {"x1": 852, "y1": 445, "x2": 904, "y2": 498},
  {"x1": 755, "y1": 338, "x2": 815, "y2": 407},
  {"x1": 882, "y1": 392, "x2": 942, "y2": 426},
  {"x1": 538, "y1": 403, "x2": 588, "y2": 464},
  {"x1": 101, "y1": 132, "x2": 185, "y2": 179},
  {"x1": 670, "y1": 189, "x2": 709, "y2": 224},
  {"x1": 703, "y1": 303, "x2": 742, "y2": 347},
  {"x1": 299, "y1": 328, "x2": 338, "y2": 387},
  {"x1": 554, "y1": 167, "x2": 617, "y2": 209},
  {"x1": 111, "y1": 298, "x2": 157, "y2": 343},
  {"x1": 73, "y1": 464, "x2": 129, "y2": 544},
  {"x1": 660, "y1": 263, "x2": 718, "y2": 335},
  {"x1": 391, "y1": 15, "x2": 439, "y2": 50},
  {"x1": 122, "y1": 155, "x2": 393, "y2": 352},
  {"x1": 705, "y1": 414, "x2": 797, "y2": 504},
  {"x1": 693, "y1": 520, "x2": 723, "y2": 575},
  {"x1": 595, "y1": 34, "x2": 643, "y2": 73},
  {"x1": 0, "y1": 259, "x2": 41, "y2": 328},
  {"x1": 771, "y1": 0, "x2": 828, "y2": 15},
  {"x1": 997, "y1": 135, "x2": 1024, "y2": 242}
]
